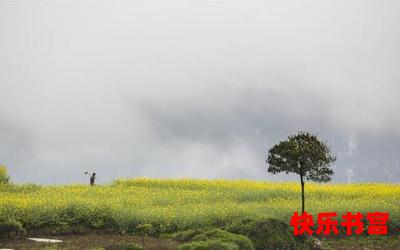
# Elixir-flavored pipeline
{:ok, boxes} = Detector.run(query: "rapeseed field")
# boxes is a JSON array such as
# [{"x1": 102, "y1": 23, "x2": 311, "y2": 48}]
[{"x1": 0, "y1": 179, "x2": 399, "y2": 233}]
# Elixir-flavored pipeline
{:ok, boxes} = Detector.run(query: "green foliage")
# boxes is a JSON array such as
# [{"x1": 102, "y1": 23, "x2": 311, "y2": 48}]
[
  {"x1": 137, "y1": 223, "x2": 153, "y2": 234},
  {"x1": 179, "y1": 240, "x2": 239, "y2": 250},
  {"x1": 387, "y1": 220, "x2": 400, "y2": 234},
  {"x1": 176, "y1": 228, "x2": 254, "y2": 250},
  {"x1": 0, "y1": 183, "x2": 42, "y2": 194},
  {"x1": 226, "y1": 218, "x2": 313, "y2": 250},
  {"x1": 193, "y1": 229, "x2": 254, "y2": 250},
  {"x1": 173, "y1": 228, "x2": 206, "y2": 242},
  {"x1": 267, "y1": 131, "x2": 336, "y2": 182},
  {"x1": 0, "y1": 218, "x2": 25, "y2": 238},
  {"x1": 56, "y1": 224, "x2": 92, "y2": 235},
  {"x1": 0, "y1": 165, "x2": 10, "y2": 185}
]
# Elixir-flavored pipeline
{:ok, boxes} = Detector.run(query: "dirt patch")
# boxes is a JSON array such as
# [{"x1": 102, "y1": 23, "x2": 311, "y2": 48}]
[{"x1": 0, "y1": 233, "x2": 179, "y2": 250}]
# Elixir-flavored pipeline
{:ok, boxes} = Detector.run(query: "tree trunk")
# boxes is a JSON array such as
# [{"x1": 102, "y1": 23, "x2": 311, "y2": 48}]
[{"x1": 300, "y1": 175, "x2": 305, "y2": 214}]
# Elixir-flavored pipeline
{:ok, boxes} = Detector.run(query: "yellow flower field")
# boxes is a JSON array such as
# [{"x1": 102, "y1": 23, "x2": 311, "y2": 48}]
[{"x1": 0, "y1": 178, "x2": 399, "y2": 233}]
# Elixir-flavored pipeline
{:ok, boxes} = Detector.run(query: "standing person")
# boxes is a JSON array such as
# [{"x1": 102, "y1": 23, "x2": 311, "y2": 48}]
[{"x1": 90, "y1": 172, "x2": 96, "y2": 186}]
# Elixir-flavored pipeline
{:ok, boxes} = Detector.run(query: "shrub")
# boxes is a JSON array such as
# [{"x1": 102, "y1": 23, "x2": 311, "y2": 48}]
[
  {"x1": 173, "y1": 228, "x2": 206, "y2": 242},
  {"x1": 192, "y1": 229, "x2": 254, "y2": 250},
  {"x1": 176, "y1": 228, "x2": 254, "y2": 250},
  {"x1": 0, "y1": 165, "x2": 10, "y2": 185},
  {"x1": 0, "y1": 218, "x2": 25, "y2": 238},
  {"x1": 387, "y1": 220, "x2": 400, "y2": 234},
  {"x1": 179, "y1": 240, "x2": 239, "y2": 250},
  {"x1": 226, "y1": 218, "x2": 313, "y2": 250}
]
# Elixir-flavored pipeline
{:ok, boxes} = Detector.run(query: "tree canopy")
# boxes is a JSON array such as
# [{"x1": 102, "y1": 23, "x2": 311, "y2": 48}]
[{"x1": 267, "y1": 132, "x2": 336, "y2": 182}]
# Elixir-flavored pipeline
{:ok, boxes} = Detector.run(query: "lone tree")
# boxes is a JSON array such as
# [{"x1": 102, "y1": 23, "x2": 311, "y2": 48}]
[{"x1": 267, "y1": 132, "x2": 336, "y2": 213}]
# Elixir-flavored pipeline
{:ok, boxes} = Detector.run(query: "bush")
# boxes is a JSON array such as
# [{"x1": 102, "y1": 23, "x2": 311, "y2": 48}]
[
  {"x1": 0, "y1": 218, "x2": 25, "y2": 238},
  {"x1": 0, "y1": 165, "x2": 10, "y2": 185},
  {"x1": 176, "y1": 228, "x2": 254, "y2": 250},
  {"x1": 173, "y1": 228, "x2": 206, "y2": 242},
  {"x1": 193, "y1": 229, "x2": 254, "y2": 250},
  {"x1": 179, "y1": 240, "x2": 239, "y2": 250},
  {"x1": 384, "y1": 219, "x2": 399, "y2": 235},
  {"x1": 226, "y1": 218, "x2": 313, "y2": 250}
]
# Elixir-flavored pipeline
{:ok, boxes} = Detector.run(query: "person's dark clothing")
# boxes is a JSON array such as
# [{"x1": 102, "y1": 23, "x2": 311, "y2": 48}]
[{"x1": 90, "y1": 175, "x2": 96, "y2": 186}]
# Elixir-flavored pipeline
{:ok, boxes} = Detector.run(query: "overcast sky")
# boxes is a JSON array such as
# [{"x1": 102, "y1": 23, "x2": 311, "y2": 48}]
[{"x1": 1, "y1": 1, "x2": 399, "y2": 184}]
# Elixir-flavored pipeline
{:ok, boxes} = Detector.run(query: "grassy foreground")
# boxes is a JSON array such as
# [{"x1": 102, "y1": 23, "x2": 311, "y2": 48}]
[{"x1": 1, "y1": 178, "x2": 399, "y2": 235}]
